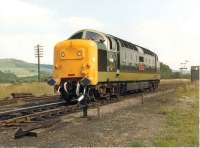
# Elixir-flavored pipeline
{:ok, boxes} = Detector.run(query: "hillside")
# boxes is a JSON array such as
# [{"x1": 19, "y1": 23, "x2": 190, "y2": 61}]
[{"x1": 0, "y1": 58, "x2": 52, "y2": 77}]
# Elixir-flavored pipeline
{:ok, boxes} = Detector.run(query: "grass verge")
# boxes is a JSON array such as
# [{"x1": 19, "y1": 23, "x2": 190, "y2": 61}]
[
  {"x1": 131, "y1": 140, "x2": 146, "y2": 147},
  {"x1": 153, "y1": 82, "x2": 199, "y2": 147},
  {"x1": 0, "y1": 82, "x2": 54, "y2": 99}
]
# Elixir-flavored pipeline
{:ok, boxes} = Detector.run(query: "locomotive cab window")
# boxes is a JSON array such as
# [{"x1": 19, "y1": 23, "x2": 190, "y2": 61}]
[
  {"x1": 139, "y1": 56, "x2": 144, "y2": 62},
  {"x1": 85, "y1": 31, "x2": 106, "y2": 50},
  {"x1": 85, "y1": 31, "x2": 105, "y2": 43},
  {"x1": 107, "y1": 36, "x2": 117, "y2": 51},
  {"x1": 69, "y1": 32, "x2": 83, "y2": 39}
]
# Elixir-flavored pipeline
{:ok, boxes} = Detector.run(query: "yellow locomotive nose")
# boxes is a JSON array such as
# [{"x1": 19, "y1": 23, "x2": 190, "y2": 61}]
[{"x1": 53, "y1": 39, "x2": 98, "y2": 85}]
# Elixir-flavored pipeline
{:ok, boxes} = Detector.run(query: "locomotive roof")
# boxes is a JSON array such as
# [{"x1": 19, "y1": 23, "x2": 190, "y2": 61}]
[
  {"x1": 106, "y1": 34, "x2": 156, "y2": 56},
  {"x1": 74, "y1": 29, "x2": 157, "y2": 57}
]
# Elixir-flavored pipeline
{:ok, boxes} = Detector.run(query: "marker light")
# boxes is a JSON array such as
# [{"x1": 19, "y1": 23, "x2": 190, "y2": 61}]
[
  {"x1": 61, "y1": 51, "x2": 65, "y2": 57},
  {"x1": 77, "y1": 51, "x2": 82, "y2": 56}
]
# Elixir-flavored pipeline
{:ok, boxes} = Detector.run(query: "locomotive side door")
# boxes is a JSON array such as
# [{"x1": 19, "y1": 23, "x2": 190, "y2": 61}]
[{"x1": 107, "y1": 36, "x2": 119, "y2": 80}]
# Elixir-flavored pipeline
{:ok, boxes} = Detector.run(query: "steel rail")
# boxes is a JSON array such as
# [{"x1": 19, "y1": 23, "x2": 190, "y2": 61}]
[
  {"x1": 0, "y1": 106, "x2": 67, "y2": 126},
  {"x1": 0, "y1": 100, "x2": 66, "y2": 119},
  {"x1": 0, "y1": 95, "x2": 60, "y2": 105},
  {"x1": 0, "y1": 88, "x2": 176, "y2": 126}
]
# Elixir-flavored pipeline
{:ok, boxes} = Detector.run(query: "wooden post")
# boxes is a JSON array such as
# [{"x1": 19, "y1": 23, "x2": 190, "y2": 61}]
[{"x1": 141, "y1": 93, "x2": 144, "y2": 104}]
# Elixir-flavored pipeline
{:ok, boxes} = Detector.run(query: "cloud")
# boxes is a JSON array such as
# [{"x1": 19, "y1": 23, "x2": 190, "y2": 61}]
[
  {"x1": 126, "y1": 19, "x2": 200, "y2": 70},
  {"x1": 0, "y1": 0, "x2": 50, "y2": 26},
  {"x1": 0, "y1": 0, "x2": 105, "y2": 64},
  {"x1": 0, "y1": 0, "x2": 199, "y2": 70},
  {"x1": 63, "y1": 16, "x2": 104, "y2": 32},
  {"x1": 0, "y1": 0, "x2": 59, "y2": 64}
]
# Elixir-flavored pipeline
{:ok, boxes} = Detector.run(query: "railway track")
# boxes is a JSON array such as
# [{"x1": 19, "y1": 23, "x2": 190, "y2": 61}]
[
  {"x1": 0, "y1": 87, "x2": 177, "y2": 138},
  {"x1": 0, "y1": 100, "x2": 66, "y2": 126},
  {"x1": 0, "y1": 88, "x2": 176, "y2": 127},
  {"x1": 0, "y1": 94, "x2": 60, "y2": 105}
]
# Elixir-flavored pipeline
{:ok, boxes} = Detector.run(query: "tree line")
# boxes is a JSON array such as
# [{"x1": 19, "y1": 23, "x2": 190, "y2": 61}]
[{"x1": 160, "y1": 62, "x2": 190, "y2": 79}]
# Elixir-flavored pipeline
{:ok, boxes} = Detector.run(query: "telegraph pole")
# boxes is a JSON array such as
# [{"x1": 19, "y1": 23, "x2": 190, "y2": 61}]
[{"x1": 34, "y1": 44, "x2": 43, "y2": 81}]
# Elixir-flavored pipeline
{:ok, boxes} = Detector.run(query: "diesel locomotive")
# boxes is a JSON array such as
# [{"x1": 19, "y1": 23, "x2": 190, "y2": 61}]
[{"x1": 51, "y1": 29, "x2": 160, "y2": 103}]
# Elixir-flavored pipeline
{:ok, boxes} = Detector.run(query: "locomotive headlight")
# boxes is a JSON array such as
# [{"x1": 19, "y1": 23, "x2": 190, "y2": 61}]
[
  {"x1": 77, "y1": 51, "x2": 82, "y2": 56},
  {"x1": 61, "y1": 51, "x2": 65, "y2": 57}
]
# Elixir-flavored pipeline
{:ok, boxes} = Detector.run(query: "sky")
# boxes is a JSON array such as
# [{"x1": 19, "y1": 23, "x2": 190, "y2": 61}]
[{"x1": 0, "y1": 0, "x2": 199, "y2": 70}]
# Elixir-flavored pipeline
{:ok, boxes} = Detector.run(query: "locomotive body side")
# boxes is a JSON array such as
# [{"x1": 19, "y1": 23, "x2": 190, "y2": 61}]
[{"x1": 98, "y1": 71, "x2": 160, "y2": 82}]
